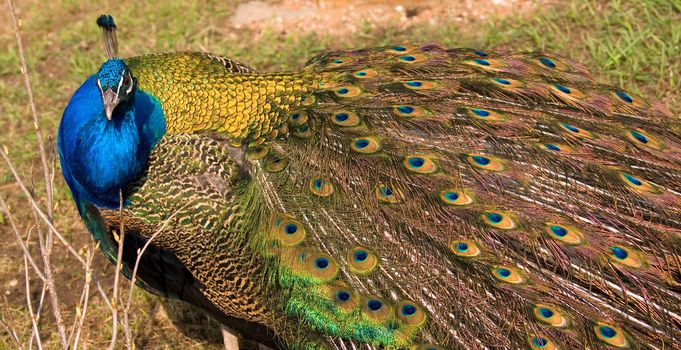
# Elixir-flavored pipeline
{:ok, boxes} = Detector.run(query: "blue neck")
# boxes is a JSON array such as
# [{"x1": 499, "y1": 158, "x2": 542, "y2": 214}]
[{"x1": 59, "y1": 75, "x2": 166, "y2": 209}]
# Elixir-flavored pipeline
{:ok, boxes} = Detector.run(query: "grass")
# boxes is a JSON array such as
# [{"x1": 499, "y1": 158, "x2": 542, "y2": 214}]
[{"x1": 0, "y1": 0, "x2": 678, "y2": 348}]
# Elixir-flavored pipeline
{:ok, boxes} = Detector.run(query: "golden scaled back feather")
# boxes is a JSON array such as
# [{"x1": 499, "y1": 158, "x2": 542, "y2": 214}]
[{"x1": 250, "y1": 44, "x2": 681, "y2": 348}]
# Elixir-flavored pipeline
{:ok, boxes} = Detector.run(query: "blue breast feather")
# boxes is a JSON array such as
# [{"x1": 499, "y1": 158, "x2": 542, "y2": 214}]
[{"x1": 58, "y1": 74, "x2": 166, "y2": 211}]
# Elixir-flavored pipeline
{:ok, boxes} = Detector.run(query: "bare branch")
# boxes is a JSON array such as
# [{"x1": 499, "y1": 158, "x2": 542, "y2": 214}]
[
  {"x1": 5, "y1": 0, "x2": 53, "y2": 220},
  {"x1": 23, "y1": 237, "x2": 43, "y2": 350},
  {"x1": 107, "y1": 191, "x2": 127, "y2": 350},
  {"x1": 0, "y1": 196, "x2": 46, "y2": 281}
]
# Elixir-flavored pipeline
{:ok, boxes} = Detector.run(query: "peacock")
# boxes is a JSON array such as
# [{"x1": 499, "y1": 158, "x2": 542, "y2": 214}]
[{"x1": 57, "y1": 15, "x2": 681, "y2": 349}]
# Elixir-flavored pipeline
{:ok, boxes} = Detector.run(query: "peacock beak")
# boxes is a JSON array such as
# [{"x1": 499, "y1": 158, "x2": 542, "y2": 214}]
[{"x1": 101, "y1": 88, "x2": 119, "y2": 121}]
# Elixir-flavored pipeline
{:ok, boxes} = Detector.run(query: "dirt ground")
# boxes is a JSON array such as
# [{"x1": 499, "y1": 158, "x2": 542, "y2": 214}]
[{"x1": 229, "y1": 0, "x2": 546, "y2": 34}]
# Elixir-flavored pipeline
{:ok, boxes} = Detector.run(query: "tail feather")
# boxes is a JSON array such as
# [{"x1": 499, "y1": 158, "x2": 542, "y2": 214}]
[{"x1": 251, "y1": 44, "x2": 680, "y2": 348}]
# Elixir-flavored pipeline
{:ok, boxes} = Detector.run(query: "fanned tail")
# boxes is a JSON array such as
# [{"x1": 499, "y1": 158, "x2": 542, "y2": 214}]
[{"x1": 250, "y1": 44, "x2": 681, "y2": 348}]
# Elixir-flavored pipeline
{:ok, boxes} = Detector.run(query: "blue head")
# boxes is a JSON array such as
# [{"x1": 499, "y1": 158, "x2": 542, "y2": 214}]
[
  {"x1": 59, "y1": 59, "x2": 166, "y2": 209},
  {"x1": 97, "y1": 59, "x2": 135, "y2": 120}
]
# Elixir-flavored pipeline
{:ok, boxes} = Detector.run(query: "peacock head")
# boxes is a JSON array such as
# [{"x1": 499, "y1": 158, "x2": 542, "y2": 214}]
[{"x1": 96, "y1": 59, "x2": 134, "y2": 120}]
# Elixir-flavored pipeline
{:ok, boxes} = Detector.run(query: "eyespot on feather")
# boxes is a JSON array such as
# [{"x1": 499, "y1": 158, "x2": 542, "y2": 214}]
[
  {"x1": 334, "y1": 85, "x2": 363, "y2": 98},
  {"x1": 467, "y1": 108, "x2": 506, "y2": 122},
  {"x1": 309, "y1": 177, "x2": 334, "y2": 197},
  {"x1": 439, "y1": 189, "x2": 474, "y2": 206},
  {"x1": 396, "y1": 53, "x2": 429, "y2": 63},
  {"x1": 593, "y1": 323, "x2": 630, "y2": 348},
  {"x1": 612, "y1": 90, "x2": 648, "y2": 109},
  {"x1": 276, "y1": 219, "x2": 306, "y2": 246},
  {"x1": 326, "y1": 284, "x2": 360, "y2": 312},
  {"x1": 288, "y1": 111, "x2": 308, "y2": 126},
  {"x1": 375, "y1": 184, "x2": 403, "y2": 204},
  {"x1": 361, "y1": 296, "x2": 392, "y2": 322},
  {"x1": 347, "y1": 246, "x2": 378, "y2": 274},
  {"x1": 528, "y1": 335, "x2": 559, "y2": 350},
  {"x1": 465, "y1": 58, "x2": 505, "y2": 72},
  {"x1": 353, "y1": 69, "x2": 379, "y2": 79},
  {"x1": 538, "y1": 142, "x2": 573, "y2": 154},
  {"x1": 331, "y1": 111, "x2": 361, "y2": 127},
  {"x1": 533, "y1": 304, "x2": 569, "y2": 327},
  {"x1": 609, "y1": 246, "x2": 644, "y2": 268},
  {"x1": 303, "y1": 252, "x2": 339, "y2": 281},
  {"x1": 386, "y1": 44, "x2": 417, "y2": 54},
  {"x1": 327, "y1": 56, "x2": 355, "y2": 68},
  {"x1": 619, "y1": 172, "x2": 659, "y2": 194},
  {"x1": 351, "y1": 137, "x2": 381, "y2": 154},
  {"x1": 490, "y1": 77, "x2": 524, "y2": 89},
  {"x1": 482, "y1": 210, "x2": 517, "y2": 229},
  {"x1": 395, "y1": 300, "x2": 427, "y2": 326},
  {"x1": 549, "y1": 84, "x2": 586, "y2": 101},
  {"x1": 626, "y1": 129, "x2": 662, "y2": 150},
  {"x1": 467, "y1": 154, "x2": 506, "y2": 171},
  {"x1": 449, "y1": 240, "x2": 482, "y2": 258},
  {"x1": 403, "y1": 155, "x2": 438, "y2": 174},
  {"x1": 393, "y1": 105, "x2": 429, "y2": 118},
  {"x1": 559, "y1": 122, "x2": 593, "y2": 139},
  {"x1": 402, "y1": 80, "x2": 438, "y2": 90},
  {"x1": 545, "y1": 223, "x2": 584, "y2": 245},
  {"x1": 492, "y1": 266, "x2": 526, "y2": 284}
]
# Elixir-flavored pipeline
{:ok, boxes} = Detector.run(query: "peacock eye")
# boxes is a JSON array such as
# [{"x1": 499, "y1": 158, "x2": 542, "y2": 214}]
[{"x1": 124, "y1": 72, "x2": 133, "y2": 93}]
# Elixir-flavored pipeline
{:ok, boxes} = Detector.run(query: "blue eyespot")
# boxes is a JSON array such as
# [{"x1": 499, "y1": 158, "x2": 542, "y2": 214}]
[
  {"x1": 355, "y1": 139, "x2": 370, "y2": 149},
  {"x1": 487, "y1": 213, "x2": 503, "y2": 223},
  {"x1": 408, "y1": 157, "x2": 425, "y2": 168},
  {"x1": 538, "y1": 307, "x2": 554, "y2": 318},
  {"x1": 356, "y1": 71, "x2": 367, "y2": 76},
  {"x1": 354, "y1": 250, "x2": 368, "y2": 262},
  {"x1": 544, "y1": 143, "x2": 561, "y2": 151},
  {"x1": 337, "y1": 88, "x2": 349, "y2": 95},
  {"x1": 336, "y1": 291, "x2": 350, "y2": 301},
  {"x1": 554, "y1": 84, "x2": 571, "y2": 94},
  {"x1": 313, "y1": 178, "x2": 323, "y2": 189},
  {"x1": 610, "y1": 246, "x2": 628, "y2": 260},
  {"x1": 497, "y1": 268, "x2": 511, "y2": 278},
  {"x1": 615, "y1": 91, "x2": 633, "y2": 103},
  {"x1": 335, "y1": 113, "x2": 349, "y2": 122},
  {"x1": 629, "y1": 130, "x2": 648, "y2": 144},
  {"x1": 532, "y1": 337, "x2": 548, "y2": 347},
  {"x1": 315, "y1": 257, "x2": 330, "y2": 269},
  {"x1": 445, "y1": 192, "x2": 459, "y2": 201},
  {"x1": 474, "y1": 59, "x2": 490, "y2": 66},
  {"x1": 549, "y1": 225, "x2": 567, "y2": 237},
  {"x1": 400, "y1": 55, "x2": 416, "y2": 62},
  {"x1": 291, "y1": 113, "x2": 300, "y2": 120},
  {"x1": 599, "y1": 325, "x2": 617, "y2": 338},
  {"x1": 391, "y1": 46, "x2": 407, "y2": 52},
  {"x1": 472, "y1": 155, "x2": 490, "y2": 166},
  {"x1": 380, "y1": 186, "x2": 394, "y2": 197},
  {"x1": 622, "y1": 173, "x2": 642, "y2": 186},
  {"x1": 406, "y1": 81, "x2": 423, "y2": 87},
  {"x1": 493, "y1": 78, "x2": 511, "y2": 85},
  {"x1": 368, "y1": 300, "x2": 382, "y2": 311},
  {"x1": 284, "y1": 224, "x2": 298, "y2": 235},
  {"x1": 474, "y1": 51, "x2": 488, "y2": 57},
  {"x1": 397, "y1": 105, "x2": 414, "y2": 114},
  {"x1": 471, "y1": 108, "x2": 490, "y2": 117},
  {"x1": 539, "y1": 57, "x2": 556, "y2": 68},
  {"x1": 561, "y1": 123, "x2": 580, "y2": 133},
  {"x1": 401, "y1": 304, "x2": 417, "y2": 316},
  {"x1": 456, "y1": 242, "x2": 468, "y2": 252},
  {"x1": 333, "y1": 59, "x2": 344, "y2": 64}
]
